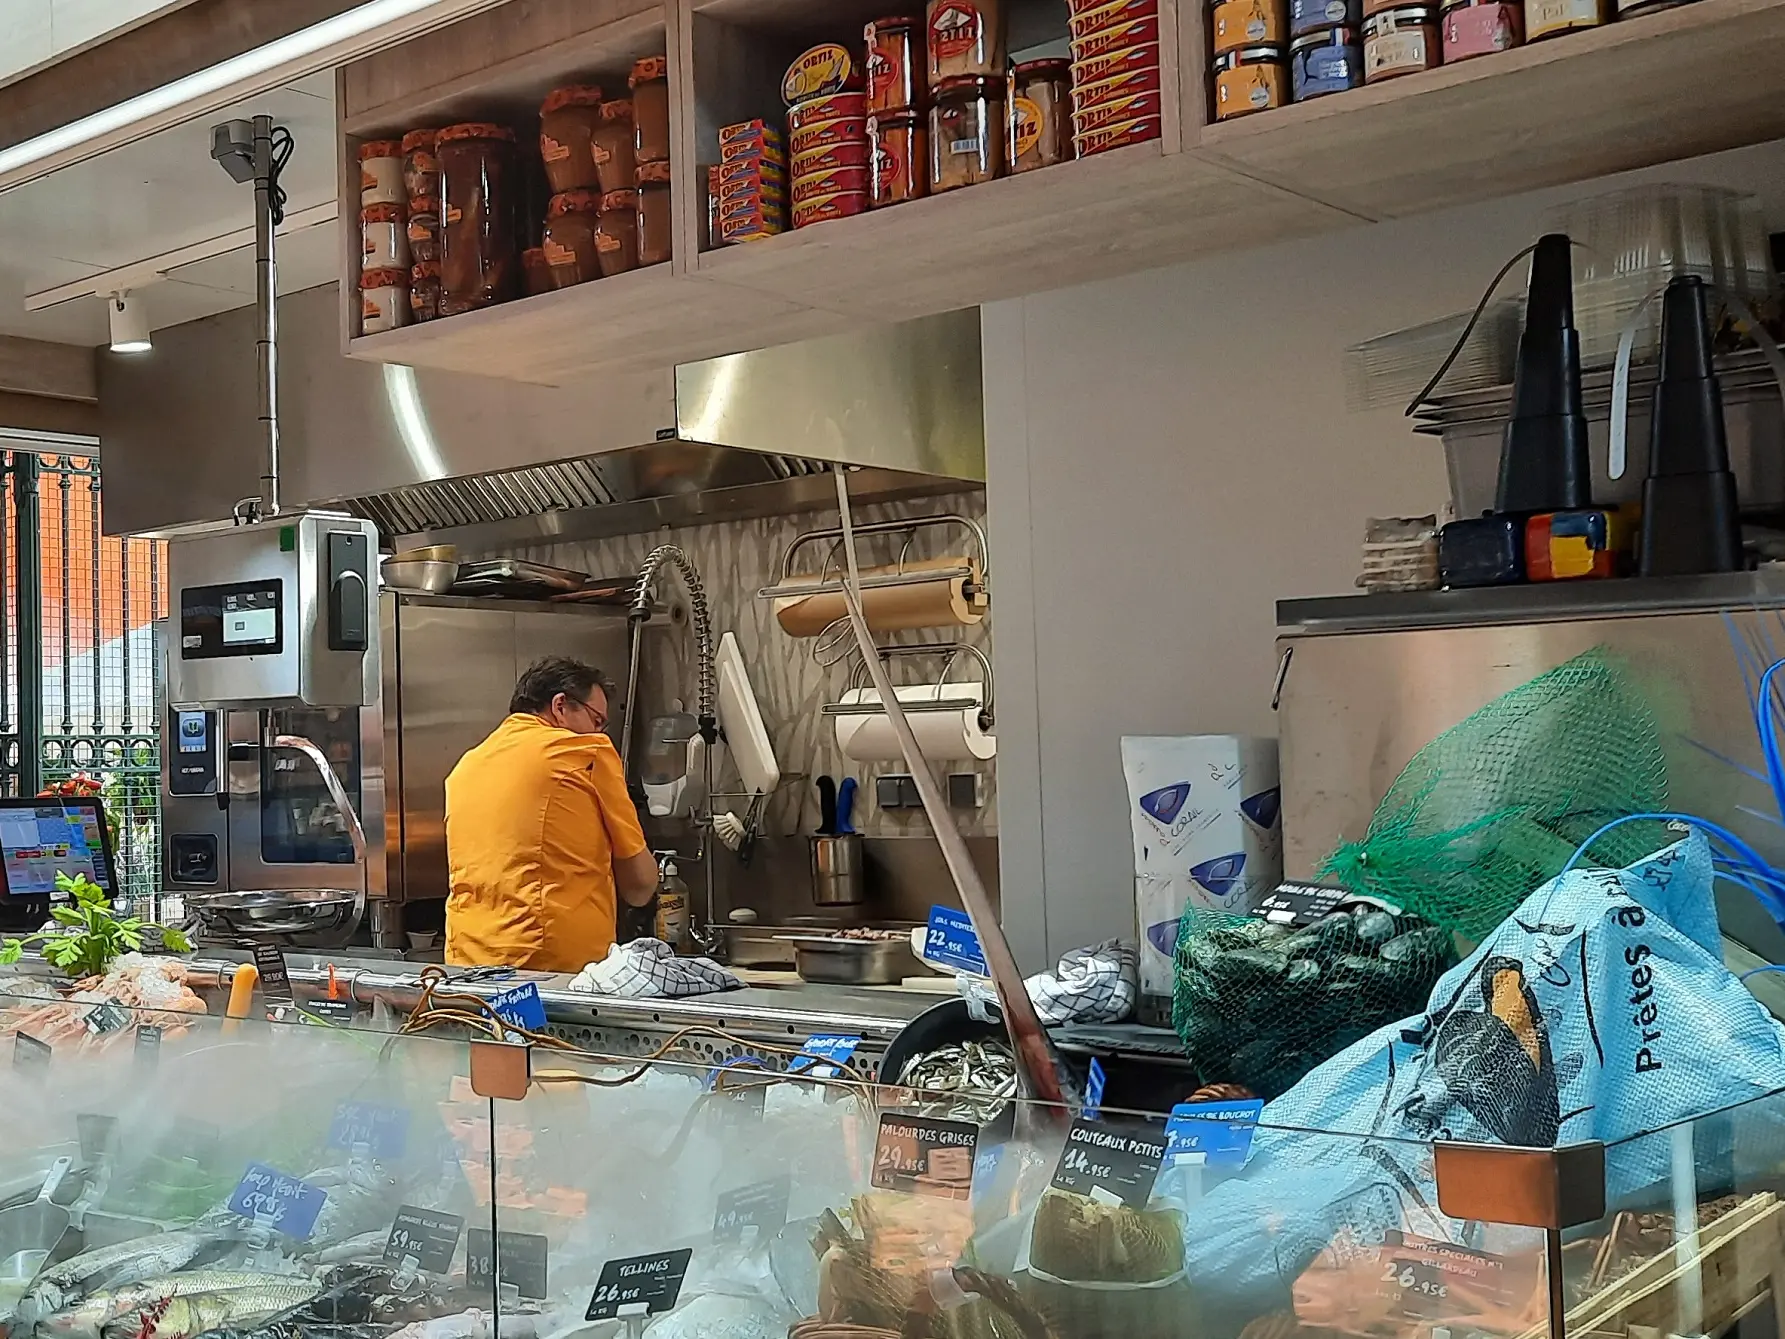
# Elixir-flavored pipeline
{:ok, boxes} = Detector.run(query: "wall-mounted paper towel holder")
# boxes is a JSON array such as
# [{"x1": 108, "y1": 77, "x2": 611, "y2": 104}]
[
  {"x1": 820, "y1": 643, "x2": 995, "y2": 733},
  {"x1": 758, "y1": 513, "x2": 990, "y2": 607}
]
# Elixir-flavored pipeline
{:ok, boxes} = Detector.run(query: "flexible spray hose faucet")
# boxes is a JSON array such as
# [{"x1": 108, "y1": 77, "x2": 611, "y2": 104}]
[
  {"x1": 620, "y1": 545, "x2": 724, "y2": 954},
  {"x1": 622, "y1": 544, "x2": 717, "y2": 766}
]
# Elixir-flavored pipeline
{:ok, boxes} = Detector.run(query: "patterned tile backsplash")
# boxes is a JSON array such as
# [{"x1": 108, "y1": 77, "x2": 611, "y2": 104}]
[{"x1": 514, "y1": 488, "x2": 995, "y2": 839}]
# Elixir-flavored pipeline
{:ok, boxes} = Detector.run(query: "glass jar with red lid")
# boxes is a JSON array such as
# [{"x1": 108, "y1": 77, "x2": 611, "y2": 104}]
[
  {"x1": 929, "y1": 74, "x2": 1004, "y2": 191},
  {"x1": 541, "y1": 190, "x2": 604, "y2": 289},
  {"x1": 539, "y1": 84, "x2": 605, "y2": 194},
  {"x1": 1008, "y1": 58, "x2": 1071, "y2": 172},
  {"x1": 438, "y1": 122, "x2": 519, "y2": 314},
  {"x1": 596, "y1": 189, "x2": 641, "y2": 276},
  {"x1": 637, "y1": 160, "x2": 673, "y2": 266},
  {"x1": 865, "y1": 16, "x2": 924, "y2": 113},
  {"x1": 869, "y1": 111, "x2": 927, "y2": 206},
  {"x1": 630, "y1": 57, "x2": 673, "y2": 164}
]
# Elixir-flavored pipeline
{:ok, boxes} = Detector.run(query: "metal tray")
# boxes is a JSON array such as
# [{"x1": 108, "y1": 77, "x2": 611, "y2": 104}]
[{"x1": 779, "y1": 934, "x2": 924, "y2": 985}]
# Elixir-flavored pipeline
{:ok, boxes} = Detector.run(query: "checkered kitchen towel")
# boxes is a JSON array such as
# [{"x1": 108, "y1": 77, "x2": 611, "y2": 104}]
[
  {"x1": 567, "y1": 938, "x2": 744, "y2": 998},
  {"x1": 959, "y1": 939, "x2": 1138, "y2": 1025}
]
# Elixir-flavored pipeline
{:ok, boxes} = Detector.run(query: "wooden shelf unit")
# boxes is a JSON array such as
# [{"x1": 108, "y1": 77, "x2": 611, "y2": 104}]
[{"x1": 336, "y1": 0, "x2": 1785, "y2": 386}]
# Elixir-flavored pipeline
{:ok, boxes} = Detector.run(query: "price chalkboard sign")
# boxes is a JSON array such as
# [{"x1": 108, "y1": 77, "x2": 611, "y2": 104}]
[
  {"x1": 133, "y1": 1024, "x2": 162, "y2": 1070},
  {"x1": 85, "y1": 1001, "x2": 130, "y2": 1035},
  {"x1": 382, "y1": 1206, "x2": 464, "y2": 1274},
  {"x1": 585, "y1": 1249, "x2": 693, "y2": 1321},
  {"x1": 1048, "y1": 1118, "x2": 1169, "y2": 1208},
  {"x1": 871, "y1": 1113, "x2": 978, "y2": 1200},
  {"x1": 713, "y1": 1175, "x2": 791, "y2": 1245},
  {"x1": 253, "y1": 944, "x2": 292, "y2": 1001},
  {"x1": 13, "y1": 1033, "x2": 49, "y2": 1071},
  {"x1": 465, "y1": 1228, "x2": 549, "y2": 1300}
]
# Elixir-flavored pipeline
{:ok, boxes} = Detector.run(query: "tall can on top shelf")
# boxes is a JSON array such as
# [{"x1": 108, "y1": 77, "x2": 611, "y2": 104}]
[{"x1": 1121, "y1": 735, "x2": 1283, "y2": 1025}]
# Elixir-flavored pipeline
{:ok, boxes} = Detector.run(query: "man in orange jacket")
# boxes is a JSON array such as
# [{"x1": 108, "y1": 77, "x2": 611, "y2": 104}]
[{"x1": 444, "y1": 656, "x2": 657, "y2": 972}]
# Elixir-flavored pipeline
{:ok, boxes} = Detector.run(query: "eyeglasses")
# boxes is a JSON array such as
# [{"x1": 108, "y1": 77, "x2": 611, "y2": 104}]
[{"x1": 569, "y1": 697, "x2": 609, "y2": 731}]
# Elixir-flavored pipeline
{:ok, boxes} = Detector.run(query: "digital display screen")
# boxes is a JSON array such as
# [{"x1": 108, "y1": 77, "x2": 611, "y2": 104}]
[
  {"x1": 0, "y1": 802, "x2": 112, "y2": 898},
  {"x1": 177, "y1": 710, "x2": 209, "y2": 754},
  {"x1": 181, "y1": 579, "x2": 283, "y2": 660},
  {"x1": 222, "y1": 591, "x2": 279, "y2": 646}
]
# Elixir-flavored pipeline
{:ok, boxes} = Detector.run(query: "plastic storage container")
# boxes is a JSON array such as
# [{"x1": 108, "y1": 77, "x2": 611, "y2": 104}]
[{"x1": 1545, "y1": 183, "x2": 1778, "y2": 368}]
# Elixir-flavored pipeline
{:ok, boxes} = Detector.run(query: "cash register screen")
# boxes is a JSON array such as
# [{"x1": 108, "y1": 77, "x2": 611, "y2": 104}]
[{"x1": 0, "y1": 798, "x2": 117, "y2": 899}]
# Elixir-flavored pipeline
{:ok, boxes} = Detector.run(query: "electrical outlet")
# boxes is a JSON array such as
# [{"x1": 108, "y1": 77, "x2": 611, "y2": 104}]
[{"x1": 947, "y1": 773, "x2": 983, "y2": 808}]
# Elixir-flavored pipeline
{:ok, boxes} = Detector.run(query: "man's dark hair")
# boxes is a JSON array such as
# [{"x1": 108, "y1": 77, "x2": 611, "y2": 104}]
[{"x1": 510, "y1": 656, "x2": 606, "y2": 715}]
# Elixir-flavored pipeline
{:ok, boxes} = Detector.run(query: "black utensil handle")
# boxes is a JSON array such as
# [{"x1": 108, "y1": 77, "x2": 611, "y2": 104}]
[{"x1": 816, "y1": 775, "x2": 837, "y2": 835}]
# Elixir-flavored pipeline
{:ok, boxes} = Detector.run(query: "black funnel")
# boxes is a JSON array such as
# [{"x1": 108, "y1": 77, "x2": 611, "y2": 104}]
[
  {"x1": 1495, "y1": 233, "x2": 1592, "y2": 514},
  {"x1": 1639, "y1": 275, "x2": 1743, "y2": 576}
]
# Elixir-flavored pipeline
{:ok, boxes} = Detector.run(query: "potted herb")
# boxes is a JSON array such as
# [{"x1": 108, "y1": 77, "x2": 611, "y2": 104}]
[{"x1": 0, "y1": 873, "x2": 192, "y2": 977}]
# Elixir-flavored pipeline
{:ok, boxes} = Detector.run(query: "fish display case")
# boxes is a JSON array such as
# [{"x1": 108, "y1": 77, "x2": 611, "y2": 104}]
[{"x1": 2, "y1": 997, "x2": 1784, "y2": 1339}]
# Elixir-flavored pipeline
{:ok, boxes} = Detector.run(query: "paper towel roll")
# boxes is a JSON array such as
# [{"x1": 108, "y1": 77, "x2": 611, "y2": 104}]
[
  {"x1": 774, "y1": 556, "x2": 987, "y2": 638},
  {"x1": 833, "y1": 683, "x2": 996, "y2": 762}
]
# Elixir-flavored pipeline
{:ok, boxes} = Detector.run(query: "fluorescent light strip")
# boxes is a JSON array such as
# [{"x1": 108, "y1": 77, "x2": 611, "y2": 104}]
[{"x1": 0, "y1": 0, "x2": 511, "y2": 195}]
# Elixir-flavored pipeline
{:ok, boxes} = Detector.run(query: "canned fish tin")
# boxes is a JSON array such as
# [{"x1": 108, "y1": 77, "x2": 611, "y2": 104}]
[
  {"x1": 1290, "y1": 27, "x2": 1362, "y2": 98},
  {"x1": 1525, "y1": 0, "x2": 1603, "y2": 37},
  {"x1": 1212, "y1": 45, "x2": 1288, "y2": 119},
  {"x1": 1212, "y1": 0, "x2": 1286, "y2": 54},
  {"x1": 1362, "y1": 6, "x2": 1439, "y2": 80},
  {"x1": 1441, "y1": 0, "x2": 1521, "y2": 59},
  {"x1": 1290, "y1": 0, "x2": 1361, "y2": 32}
]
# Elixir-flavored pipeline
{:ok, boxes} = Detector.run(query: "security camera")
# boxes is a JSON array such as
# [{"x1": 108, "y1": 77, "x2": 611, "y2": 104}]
[{"x1": 210, "y1": 119, "x2": 257, "y2": 183}]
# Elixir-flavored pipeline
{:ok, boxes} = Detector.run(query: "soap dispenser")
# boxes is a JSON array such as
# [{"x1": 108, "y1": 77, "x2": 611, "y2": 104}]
[
  {"x1": 1638, "y1": 275, "x2": 1743, "y2": 576},
  {"x1": 1495, "y1": 233, "x2": 1592, "y2": 515}
]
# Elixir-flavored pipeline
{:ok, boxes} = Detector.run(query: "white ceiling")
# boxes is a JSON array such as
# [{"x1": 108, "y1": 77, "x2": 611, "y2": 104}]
[{"x1": 0, "y1": 70, "x2": 340, "y2": 347}]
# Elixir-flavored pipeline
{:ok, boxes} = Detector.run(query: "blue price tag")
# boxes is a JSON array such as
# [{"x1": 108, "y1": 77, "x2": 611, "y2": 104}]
[
  {"x1": 227, "y1": 1162, "x2": 328, "y2": 1239},
  {"x1": 490, "y1": 981, "x2": 547, "y2": 1032},
  {"x1": 923, "y1": 906, "x2": 987, "y2": 975},
  {"x1": 791, "y1": 1034, "x2": 861, "y2": 1078},
  {"x1": 1085, "y1": 1058, "x2": 1108, "y2": 1121},
  {"x1": 328, "y1": 1102, "x2": 411, "y2": 1159},
  {"x1": 971, "y1": 1142, "x2": 1004, "y2": 1202},
  {"x1": 1164, "y1": 1098, "x2": 1264, "y2": 1168}
]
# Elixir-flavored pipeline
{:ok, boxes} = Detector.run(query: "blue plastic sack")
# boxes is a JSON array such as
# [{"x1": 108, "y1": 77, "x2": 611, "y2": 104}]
[{"x1": 1182, "y1": 833, "x2": 1785, "y2": 1328}]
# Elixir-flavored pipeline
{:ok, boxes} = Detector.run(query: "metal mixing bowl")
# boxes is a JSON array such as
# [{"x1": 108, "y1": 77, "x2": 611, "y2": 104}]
[{"x1": 381, "y1": 558, "x2": 458, "y2": 593}]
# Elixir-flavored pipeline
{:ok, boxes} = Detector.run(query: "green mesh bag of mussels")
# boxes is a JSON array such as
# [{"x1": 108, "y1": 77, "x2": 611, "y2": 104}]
[
  {"x1": 1322, "y1": 645, "x2": 1670, "y2": 939},
  {"x1": 1171, "y1": 647, "x2": 1671, "y2": 1098},
  {"x1": 1172, "y1": 904, "x2": 1458, "y2": 1098}
]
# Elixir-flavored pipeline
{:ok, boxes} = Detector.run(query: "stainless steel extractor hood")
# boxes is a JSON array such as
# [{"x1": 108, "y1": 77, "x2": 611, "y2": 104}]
[{"x1": 96, "y1": 284, "x2": 984, "y2": 541}]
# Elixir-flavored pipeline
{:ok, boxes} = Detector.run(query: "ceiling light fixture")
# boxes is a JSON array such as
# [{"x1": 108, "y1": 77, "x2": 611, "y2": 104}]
[
  {"x1": 107, "y1": 291, "x2": 151, "y2": 353},
  {"x1": 0, "y1": 0, "x2": 510, "y2": 195}
]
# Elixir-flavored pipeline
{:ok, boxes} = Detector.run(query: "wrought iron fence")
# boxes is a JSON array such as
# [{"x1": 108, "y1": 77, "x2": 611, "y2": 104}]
[{"x1": 1, "y1": 448, "x2": 166, "y2": 909}]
